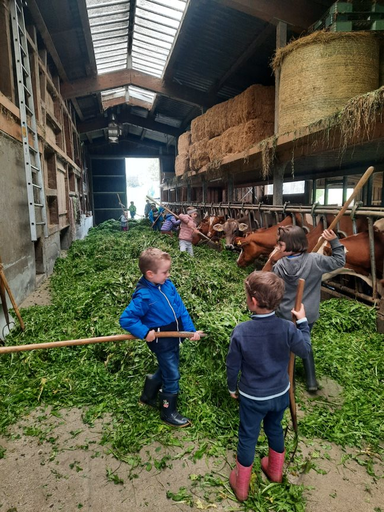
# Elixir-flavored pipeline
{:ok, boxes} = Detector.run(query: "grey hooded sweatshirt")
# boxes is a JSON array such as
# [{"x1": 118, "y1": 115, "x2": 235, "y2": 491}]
[{"x1": 272, "y1": 238, "x2": 345, "y2": 324}]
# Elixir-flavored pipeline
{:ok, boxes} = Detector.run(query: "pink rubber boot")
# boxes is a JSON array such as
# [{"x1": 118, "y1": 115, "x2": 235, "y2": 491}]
[
  {"x1": 229, "y1": 458, "x2": 253, "y2": 502},
  {"x1": 261, "y1": 448, "x2": 285, "y2": 483}
]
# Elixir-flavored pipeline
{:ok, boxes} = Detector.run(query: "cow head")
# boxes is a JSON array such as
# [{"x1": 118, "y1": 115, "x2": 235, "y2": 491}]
[
  {"x1": 236, "y1": 239, "x2": 270, "y2": 267},
  {"x1": 213, "y1": 219, "x2": 248, "y2": 249}
]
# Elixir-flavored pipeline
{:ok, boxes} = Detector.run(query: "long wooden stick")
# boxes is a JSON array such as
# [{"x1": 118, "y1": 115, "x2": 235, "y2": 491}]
[
  {"x1": 146, "y1": 195, "x2": 216, "y2": 244},
  {"x1": 0, "y1": 331, "x2": 197, "y2": 355},
  {"x1": 288, "y1": 278, "x2": 305, "y2": 436},
  {"x1": 0, "y1": 261, "x2": 25, "y2": 331},
  {"x1": 312, "y1": 165, "x2": 375, "y2": 252}
]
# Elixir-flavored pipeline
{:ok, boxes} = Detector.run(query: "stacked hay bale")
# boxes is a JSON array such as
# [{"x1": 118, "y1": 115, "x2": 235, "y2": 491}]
[
  {"x1": 273, "y1": 31, "x2": 380, "y2": 134},
  {"x1": 175, "y1": 84, "x2": 274, "y2": 175},
  {"x1": 175, "y1": 131, "x2": 191, "y2": 176}
]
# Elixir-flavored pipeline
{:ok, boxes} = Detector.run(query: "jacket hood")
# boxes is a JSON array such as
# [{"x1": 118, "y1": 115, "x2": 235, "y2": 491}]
[{"x1": 277, "y1": 253, "x2": 309, "y2": 282}]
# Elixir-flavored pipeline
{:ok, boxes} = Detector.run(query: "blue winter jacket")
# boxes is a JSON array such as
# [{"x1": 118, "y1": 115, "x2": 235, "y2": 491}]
[{"x1": 119, "y1": 276, "x2": 196, "y2": 353}]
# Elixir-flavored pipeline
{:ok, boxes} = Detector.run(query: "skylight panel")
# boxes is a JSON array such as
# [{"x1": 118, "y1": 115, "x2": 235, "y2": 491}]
[{"x1": 86, "y1": 0, "x2": 188, "y2": 107}]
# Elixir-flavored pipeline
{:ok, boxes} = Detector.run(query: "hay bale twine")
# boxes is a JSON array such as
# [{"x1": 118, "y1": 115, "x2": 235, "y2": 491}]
[{"x1": 274, "y1": 31, "x2": 380, "y2": 134}]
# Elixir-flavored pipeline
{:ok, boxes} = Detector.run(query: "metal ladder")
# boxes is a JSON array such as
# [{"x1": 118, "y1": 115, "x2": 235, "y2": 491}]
[{"x1": 10, "y1": 0, "x2": 48, "y2": 241}]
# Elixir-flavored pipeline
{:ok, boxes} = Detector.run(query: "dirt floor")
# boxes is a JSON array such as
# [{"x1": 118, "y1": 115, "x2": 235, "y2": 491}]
[{"x1": 1, "y1": 279, "x2": 383, "y2": 512}]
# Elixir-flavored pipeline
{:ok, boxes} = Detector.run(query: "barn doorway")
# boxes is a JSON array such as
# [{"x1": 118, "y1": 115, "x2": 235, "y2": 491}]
[{"x1": 125, "y1": 158, "x2": 160, "y2": 218}]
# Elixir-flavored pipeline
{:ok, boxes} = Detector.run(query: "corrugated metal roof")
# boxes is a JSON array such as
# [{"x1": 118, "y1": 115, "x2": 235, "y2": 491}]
[{"x1": 171, "y1": 2, "x2": 271, "y2": 93}]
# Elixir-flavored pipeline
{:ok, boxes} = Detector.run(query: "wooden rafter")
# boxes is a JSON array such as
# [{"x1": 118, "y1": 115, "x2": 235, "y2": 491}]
[
  {"x1": 78, "y1": 110, "x2": 182, "y2": 137},
  {"x1": 208, "y1": 24, "x2": 276, "y2": 95},
  {"x1": 101, "y1": 95, "x2": 152, "y2": 110},
  {"x1": 27, "y1": 0, "x2": 69, "y2": 81},
  {"x1": 61, "y1": 68, "x2": 216, "y2": 108},
  {"x1": 213, "y1": 0, "x2": 330, "y2": 30}
]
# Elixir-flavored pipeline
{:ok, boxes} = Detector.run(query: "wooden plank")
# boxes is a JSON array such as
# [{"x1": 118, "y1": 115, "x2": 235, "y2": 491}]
[
  {"x1": 0, "y1": 0, "x2": 15, "y2": 100},
  {"x1": 78, "y1": 111, "x2": 182, "y2": 137},
  {"x1": 61, "y1": 68, "x2": 217, "y2": 108},
  {"x1": 213, "y1": 0, "x2": 329, "y2": 30}
]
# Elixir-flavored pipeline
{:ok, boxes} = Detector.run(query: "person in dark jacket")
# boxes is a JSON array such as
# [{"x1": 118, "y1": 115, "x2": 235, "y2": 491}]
[
  {"x1": 120, "y1": 247, "x2": 203, "y2": 427},
  {"x1": 161, "y1": 213, "x2": 180, "y2": 235},
  {"x1": 270, "y1": 225, "x2": 345, "y2": 391},
  {"x1": 227, "y1": 271, "x2": 311, "y2": 502}
]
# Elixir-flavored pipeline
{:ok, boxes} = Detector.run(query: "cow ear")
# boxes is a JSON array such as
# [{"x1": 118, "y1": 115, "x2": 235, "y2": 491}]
[
  {"x1": 213, "y1": 224, "x2": 224, "y2": 232},
  {"x1": 238, "y1": 223, "x2": 248, "y2": 231}
]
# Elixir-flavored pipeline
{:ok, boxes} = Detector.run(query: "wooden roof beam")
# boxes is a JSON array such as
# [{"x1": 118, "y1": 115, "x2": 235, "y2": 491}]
[
  {"x1": 77, "y1": 0, "x2": 98, "y2": 76},
  {"x1": 78, "y1": 110, "x2": 182, "y2": 137},
  {"x1": 27, "y1": 0, "x2": 69, "y2": 81},
  {"x1": 61, "y1": 68, "x2": 216, "y2": 108},
  {"x1": 213, "y1": 0, "x2": 329, "y2": 30},
  {"x1": 208, "y1": 23, "x2": 276, "y2": 95},
  {"x1": 101, "y1": 95, "x2": 152, "y2": 110}
]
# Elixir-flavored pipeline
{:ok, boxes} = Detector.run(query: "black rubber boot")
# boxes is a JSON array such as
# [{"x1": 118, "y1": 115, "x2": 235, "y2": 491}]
[
  {"x1": 302, "y1": 349, "x2": 318, "y2": 392},
  {"x1": 159, "y1": 392, "x2": 191, "y2": 427},
  {"x1": 139, "y1": 374, "x2": 162, "y2": 408}
]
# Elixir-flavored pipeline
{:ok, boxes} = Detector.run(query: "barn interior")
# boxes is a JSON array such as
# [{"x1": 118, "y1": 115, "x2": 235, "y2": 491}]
[{"x1": 1, "y1": 0, "x2": 384, "y2": 327}]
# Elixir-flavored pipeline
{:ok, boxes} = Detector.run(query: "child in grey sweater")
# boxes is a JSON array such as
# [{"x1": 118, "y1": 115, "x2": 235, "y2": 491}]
[{"x1": 271, "y1": 225, "x2": 345, "y2": 391}]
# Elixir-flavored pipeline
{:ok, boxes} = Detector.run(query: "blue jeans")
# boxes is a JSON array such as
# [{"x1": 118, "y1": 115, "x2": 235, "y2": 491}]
[
  {"x1": 152, "y1": 345, "x2": 180, "y2": 394},
  {"x1": 237, "y1": 391, "x2": 289, "y2": 467},
  {"x1": 179, "y1": 239, "x2": 194, "y2": 256}
]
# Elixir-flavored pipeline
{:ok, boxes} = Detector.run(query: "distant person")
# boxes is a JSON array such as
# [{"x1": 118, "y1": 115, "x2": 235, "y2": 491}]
[
  {"x1": 144, "y1": 199, "x2": 151, "y2": 218},
  {"x1": 119, "y1": 248, "x2": 204, "y2": 427},
  {"x1": 149, "y1": 205, "x2": 164, "y2": 231},
  {"x1": 227, "y1": 271, "x2": 311, "y2": 501},
  {"x1": 161, "y1": 213, "x2": 180, "y2": 236},
  {"x1": 119, "y1": 211, "x2": 128, "y2": 231},
  {"x1": 128, "y1": 201, "x2": 137, "y2": 219},
  {"x1": 179, "y1": 207, "x2": 199, "y2": 256}
]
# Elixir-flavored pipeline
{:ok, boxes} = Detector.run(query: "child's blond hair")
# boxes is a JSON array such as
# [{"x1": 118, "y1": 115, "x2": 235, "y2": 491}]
[{"x1": 139, "y1": 247, "x2": 171, "y2": 274}]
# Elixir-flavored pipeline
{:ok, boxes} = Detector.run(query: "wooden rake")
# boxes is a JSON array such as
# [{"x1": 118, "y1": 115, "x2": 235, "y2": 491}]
[{"x1": 146, "y1": 196, "x2": 222, "y2": 252}]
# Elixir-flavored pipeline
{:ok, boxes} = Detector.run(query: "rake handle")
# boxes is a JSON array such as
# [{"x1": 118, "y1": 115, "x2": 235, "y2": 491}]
[
  {"x1": 146, "y1": 195, "x2": 213, "y2": 242},
  {"x1": 312, "y1": 165, "x2": 374, "y2": 252},
  {"x1": 0, "y1": 331, "x2": 198, "y2": 354}
]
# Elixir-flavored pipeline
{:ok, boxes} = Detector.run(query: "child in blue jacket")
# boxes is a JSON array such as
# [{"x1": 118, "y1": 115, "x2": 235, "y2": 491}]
[
  {"x1": 120, "y1": 247, "x2": 203, "y2": 427},
  {"x1": 227, "y1": 271, "x2": 311, "y2": 502}
]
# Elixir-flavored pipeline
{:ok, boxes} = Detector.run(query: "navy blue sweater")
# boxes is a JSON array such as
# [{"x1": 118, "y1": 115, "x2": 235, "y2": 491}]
[{"x1": 226, "y1": 313, "x2": 311, "y2": 399}]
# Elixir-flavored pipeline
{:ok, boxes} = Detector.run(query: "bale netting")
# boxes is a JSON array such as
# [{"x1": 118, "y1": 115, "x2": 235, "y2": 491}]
[{"x1": 273, "y1": 31, "x2": 380, "y2": 134}]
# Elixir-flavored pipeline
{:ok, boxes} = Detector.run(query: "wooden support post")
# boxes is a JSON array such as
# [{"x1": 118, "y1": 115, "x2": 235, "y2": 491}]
[
  {"x1": 227, "y1": 176, "x2": 234, "y2": 203},
  {"x1": 0, "y1": 0, "x2": 15, "y2": 100},
  {"x1": 274, "y1": 21, "x2": 287, "y2": 135},
  {"x1": 202, "y1": 180, "x2": 207, "y2": 203},
  {"x1": 273, "y1": 163, "x2": 284, "y2": 205}
]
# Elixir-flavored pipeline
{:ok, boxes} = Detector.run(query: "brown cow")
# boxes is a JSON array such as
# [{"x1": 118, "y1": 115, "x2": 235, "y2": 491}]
[
  {"x1": 324, "y1": 228, "x2": 384, "y2": 277},
  {"x1": 192, "y1": 214, "x2": 225, "y2": 245},
  {"x1": 236, "y1": 216, "x2": 293, "y2": 267},
  {"x1": 212, "y1": 217, "x2": 249, "y2": 249}
]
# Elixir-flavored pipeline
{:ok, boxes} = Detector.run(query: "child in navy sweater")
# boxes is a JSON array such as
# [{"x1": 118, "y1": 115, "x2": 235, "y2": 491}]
[{"x1": 227, "y1": 271, "x2": 311, "y2": 502}]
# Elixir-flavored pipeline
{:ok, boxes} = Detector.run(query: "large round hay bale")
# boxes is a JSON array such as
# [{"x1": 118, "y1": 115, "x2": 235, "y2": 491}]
[{"x1": 274, "y1": 32, "x2": 380, "y2": 134}]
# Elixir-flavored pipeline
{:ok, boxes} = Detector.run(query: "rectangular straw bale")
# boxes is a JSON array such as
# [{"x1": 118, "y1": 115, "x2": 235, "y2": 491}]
[
  {"x1": 218, "y1": 119, "x2": 274, "y2": 156},
  {"x1": 191, "y1": 115, "x2": 206, "y2": 144},
  {"x1": 175, "y1": 154, "x2": 189, "y2": 176},
  {"x1": 178, "y1": 131, "x2": 191, "y2": 154},
  {"x1": 207, "y1": 136, "x2": 223, "y2": 162},
  {"x1": 238, "y1": 84, "x2": 275, "y2": 123},
  {"x1": 189, "y1": 138, "x2": 210, "y2": 171},
  {"x1": 204, "y1": 101, "x2": 229, "y2": 139}
]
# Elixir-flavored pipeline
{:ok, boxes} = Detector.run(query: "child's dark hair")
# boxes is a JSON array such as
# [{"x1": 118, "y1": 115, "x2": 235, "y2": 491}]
[
  {"x1": 245, "y1": 271, "x2": 285, "y2": 311},
  {"x1": 139, "y1": 248, "x2": 171, "y2": 274},
  {"x1": 277, "y1": 225, "x2": 308, "y2": 253}
]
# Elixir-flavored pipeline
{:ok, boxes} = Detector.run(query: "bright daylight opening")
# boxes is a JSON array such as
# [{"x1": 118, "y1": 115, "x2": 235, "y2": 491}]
[{"x1": 125, "y1": 158, "x2": 160, "y2": 217}]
